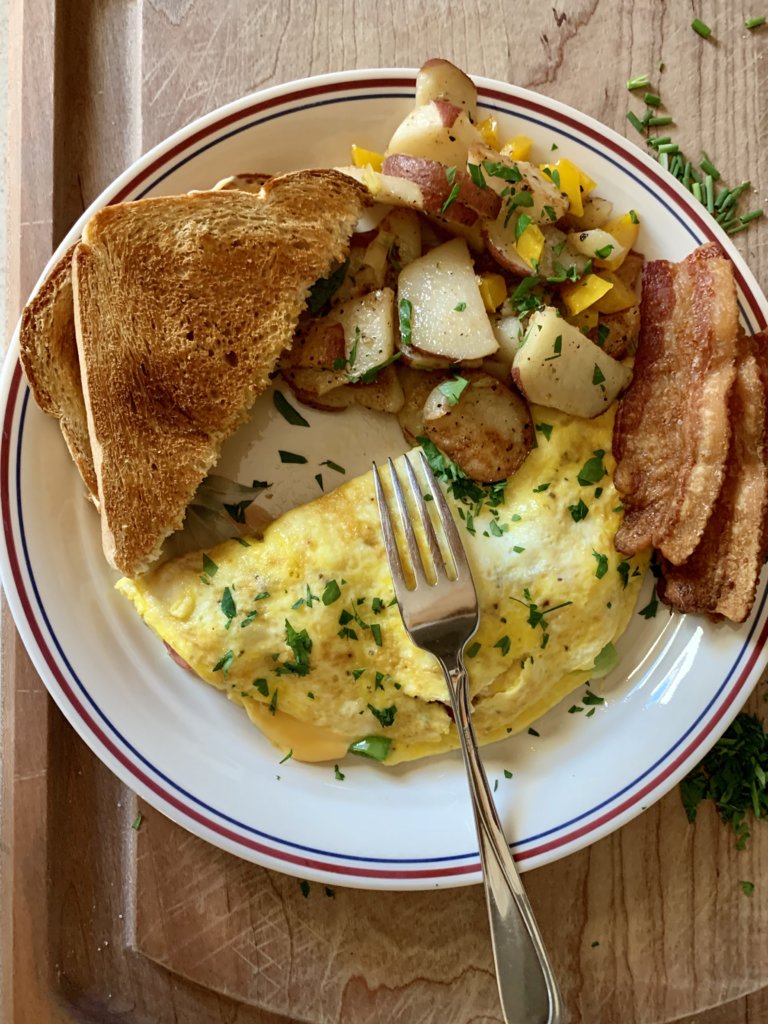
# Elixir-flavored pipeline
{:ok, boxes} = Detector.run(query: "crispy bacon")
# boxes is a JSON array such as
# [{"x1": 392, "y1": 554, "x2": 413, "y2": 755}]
[
  {"x1": 658, "y1": 332, "x2": 768, "y2": 622},
  {"x1": 613, "y1": 243, "x2": 738, "y2": 564}
]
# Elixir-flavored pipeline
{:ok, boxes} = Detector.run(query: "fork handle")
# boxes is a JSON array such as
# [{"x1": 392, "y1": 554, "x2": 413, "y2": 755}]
[{"x1": 442, "y1": 659, "x2": 564, "y2": 1024}]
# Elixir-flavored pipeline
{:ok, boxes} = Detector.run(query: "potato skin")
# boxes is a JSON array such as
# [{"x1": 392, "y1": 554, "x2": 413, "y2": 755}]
[
  {"x1": 382, "y1": 155, "x2": 501, "y2": 223},
  {"x1": 423, "y1": 371, "x2": 533, "y2": 482}
]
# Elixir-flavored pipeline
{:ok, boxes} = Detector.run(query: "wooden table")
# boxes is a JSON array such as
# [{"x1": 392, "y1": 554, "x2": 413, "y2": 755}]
[{"x1": 4, "y1": 1, "x2": 768, "y2": 1021}]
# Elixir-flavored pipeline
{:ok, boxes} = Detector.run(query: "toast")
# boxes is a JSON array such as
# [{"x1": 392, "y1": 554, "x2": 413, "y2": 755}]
[
  {"x1": 18, "y1": 245, "x2": 99, "y2": 500},
  {"x1": 69, "y1": 168, "x2": 368, "y2": 575}
]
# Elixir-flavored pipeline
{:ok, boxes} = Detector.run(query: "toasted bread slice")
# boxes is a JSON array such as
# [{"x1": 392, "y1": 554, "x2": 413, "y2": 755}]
[
  {"x1": 18, "y1": 245, "x2": 99, "y2": 499},
  {"x1": 72, "y1": 169, "x2": 368, "y2": 575}
]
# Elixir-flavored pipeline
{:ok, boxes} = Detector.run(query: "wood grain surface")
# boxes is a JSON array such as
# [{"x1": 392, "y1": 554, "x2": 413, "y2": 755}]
[{"x1": 4, "y1": 1, "x2": 768, "y2": 1022}]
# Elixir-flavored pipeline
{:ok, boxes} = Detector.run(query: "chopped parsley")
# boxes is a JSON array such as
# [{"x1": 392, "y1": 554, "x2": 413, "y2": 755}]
[
  {"x1": 281, "y1": 620, "x2": 312, "y2": 676},
  {"x1": 468, "y1": 162, "x2": 486, "y2": 189},
  {"x1": 269, "y1": 688, "x2": 279, "y2": 715},
  {"x1": 454, "y1": 302, "x2": 467, "y2": 312},
  {"x1": 440, "y1": 180, "x2": 461, "y2": 213},
  {"x1": 592, "y1": 364, "x2": 606, "y2": 386},
  {"x1": 321, "y1": 459, "x2": 346, "y2": 474},
  {"x1": 307, "y1": 259, "x2": 348, "y2": 314},
  {"x1": 592, "y1": 551, "x2": 609, "y2": 579},
  {"x1": 334, "y1": 764, "x2": 345, "y2": 781},
  {"x1": 680, "y1": 712, "x2": 768, "y2": 848},
  {"x1": 741, "y1": 880, "x2": 755, "y2": 896},
  {"x1": 367, "y1": 703, "x2": 397, "y2": 727},
  {"x1": 577, "y1": 450, "x2": 607, "y2": 487},
  {"x1": 279, "y1": 749, "x2": 293, "y2": 764},
  {"x1": 417, "y1": 436, "x2": 506, "y2": 534},
  {"x1": 279, "y1": 450, "x2": 308, "y2": 464},
  {"x1": 398, "y1": 297, "x2": 413, "y2": 347},
  {"x1": 273, "y1": 390, "x2": 310, "y2": 427},
  {"x1": 202, "y1": 553, "x2": 218, "y2": 578},
  {"x1": 494, "y1": 635, "x2": 511, "y2": 656},
  {"x1": 220, "y1": 586, "x2": 237, "y2": 625},
  {"x1": 253, "y1": 678, "x2": 269, "y2": 696},
  {"x1": 299, "y1": 879, "x2": 311, "y2": 898},
  {"x1": 569, "y1": 499, "x2": 589, "y2": 522},
  {"x1": 437, "y1": 376, "x2": 470, "y2": 406},
  {"x1": 322, "y1": 579, "x2": 342, "y2": 605},
  {"x1": 212, "y1": 649, "x2": 235, "y2": 676},
  {"x1": 528, "y1": 727, "x2": 540, "y2": 737},
  {"x1": 371, "y1": 623, "x2": 383, "y2": 647},
  {"x1": 594, "y1": 244, "x2": 614, "y2": 260},
  {"x1": 617, "y1": 560, "x2": 631, "y2": 588},
  {"x1": 466, "y1": 641, "x2": 481, "y2": 658},
  {"x1": 535, "y1": 422, "x2": 553, "y2": 441},
  {"x1": 639, "y1": 586, "x2": 659, "y2": 619},
  {"x1": 533, "y1": 482, "x2": 550, "y2": 493},
  {"x1": 503, "y1": 769, "x2": 513, "y2": 779},
  {"x1": 482, "y1": 160, "x2": 522, "y2": 182}
]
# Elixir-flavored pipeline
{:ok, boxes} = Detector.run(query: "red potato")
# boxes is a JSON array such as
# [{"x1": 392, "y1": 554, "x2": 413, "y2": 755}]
[
  {"x1": 396, "y1": 365, "x2": 453, "y2": 442},
  {"x1": 415, "y1": 59, "x2": 478, "y2": 121},
  {"x1": 423, "y1": 372, "x2": 533, "y2": 482},
  {"x1": 284, "y1": 321, "x2": 346, "y2": 371},
  {"x1": 397, "y1": 237, "x2": 499, "y2": 361},
  {"x1": 382, "y1": 154, "x2": 501, "y2": 223},
  {"x1": 433, "y1": 99, "x2": 463, "y2": 127},
  {"x1": 337, "y1": 164, "x2": 426, "y2": 210},
  {"x1": 285, "y1": 366, "x2": 404, "y2": 415},
  {"x1": 386, "y1": 102, "x2": 482, "y2": 169}
]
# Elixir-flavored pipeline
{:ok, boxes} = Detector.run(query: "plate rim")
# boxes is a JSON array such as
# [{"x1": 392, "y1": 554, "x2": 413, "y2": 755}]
[{"x1": 2, "y1": 66, "x2": 768, "y2": 890}]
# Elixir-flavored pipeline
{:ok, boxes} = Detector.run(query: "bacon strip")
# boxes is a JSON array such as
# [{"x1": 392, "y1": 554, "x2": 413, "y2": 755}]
[
  {"x1": 658, "y1": 332, "x2": 768, "y2": 622},
  {"x1": 613, "y1": 243, "x2": 738, "y2": 563}
]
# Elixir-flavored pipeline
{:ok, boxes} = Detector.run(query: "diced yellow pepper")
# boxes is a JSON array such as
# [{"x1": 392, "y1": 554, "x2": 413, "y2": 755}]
[
  {"x1": 561, "y1": 274, "x2": 614, "y2": 315},
  {"x1": 477, "y1": 117, "x2": 500, "y2": 149},
  {"x1": 478, "y1": 273, "x2": 508, "y2": 312},
  {"x1": 566, "y1": 307, "x2": 599, "y2": 333},
  {"x1": 351, "y1": 144, "x2": 384, "y2": 172},
  {"x1": 592, "y1": 272, "x2": 639, "y2": 313},
  {"x1": 579, "y1": 168, "x2": 597, "y2": 194},
  {"x1": 516, "y1": 223, "x2": 545, "y2": 268},
  {"x1": 599, "y1": 212, "x2": 641, "y2": 270},
  {"x1": 501, "y1": 134, "x2": 533, "y2": 161},
  {"x1": 540, "y1": 157, "x2": 585, "y2": 216}
]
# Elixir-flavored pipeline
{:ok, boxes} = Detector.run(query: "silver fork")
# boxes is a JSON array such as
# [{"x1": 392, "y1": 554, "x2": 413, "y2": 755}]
[{"x1": 373, "y1": 452, "x2": 563, "y2": 1024}]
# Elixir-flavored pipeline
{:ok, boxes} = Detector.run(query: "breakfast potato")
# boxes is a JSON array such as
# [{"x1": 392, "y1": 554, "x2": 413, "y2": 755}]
[
  {"x1": 382, "y1": 154, "x2": 501, "y2": 224},
  {"x1": 512, "y1": 306, "x2": 632, "y2": 418},
  {"x1": 291, "y1": 365, "x2": 405, "y2": 414},
  {"x1": 562, "y1": 194, "x2": 614, "y2": 230},
  {"x1": 423, "y1": 371, "x2": 533, "y2": 481},
  {"x1": 338, "y1": 164, "x2": 426, "y2": 211},
  {"x1": 415, "y1": 58, "x2": 478, "y2": 121},
  {"x1": 598, "y1": 305, "x2": 640, "y2": 359},
  {"x1": 380, "y1": 208, "x2": 422, "y2": 268},
  {"x1": 396, "y1": 365, "x2": 452, "y2": 442},
  {"x1": 398, "y1": 238, "x2": 499, "y2": 360},
  {"x1": 567, "y1": 228, "x2": 626, "y2": 267},
  {"x1": 386, "y1": 101, "x2": 482, "y2": 168},
  {"x1": 469, "y1": 143, "x2": 569, "y2": 223}
]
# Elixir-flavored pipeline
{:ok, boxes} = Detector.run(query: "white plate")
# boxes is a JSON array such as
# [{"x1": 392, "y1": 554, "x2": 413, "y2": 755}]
[{"x1": 2, "y1": 69, "x2": 768, "y2": 891}]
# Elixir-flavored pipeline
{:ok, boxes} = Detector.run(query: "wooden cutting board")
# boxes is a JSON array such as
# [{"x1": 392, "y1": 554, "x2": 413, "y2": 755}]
[{"x1": 4, "y1": 1, "x2": 768, "y2": 1021}]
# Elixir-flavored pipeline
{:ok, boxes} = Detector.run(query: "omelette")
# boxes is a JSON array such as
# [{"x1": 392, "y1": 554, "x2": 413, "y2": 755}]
[{"x1": 117, "y1": 406, "x2": 647, "y2": 765}]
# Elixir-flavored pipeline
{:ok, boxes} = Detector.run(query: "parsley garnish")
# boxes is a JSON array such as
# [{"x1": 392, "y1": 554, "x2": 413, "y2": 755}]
[
  {"x1": 273, "y1": 390, "x2": 310, "y2": 427},
  {"x1": 322, "y1": 579, "x2": 342, "y2": 605},
  {"x1": 535, "y1": 422, "x2": 553, "y2": 441},
  {"x1": 282, "y1": 619, "x2": 312, "y2": 676},
  {"x1": 321, "y1": 459, "x2": 345, "y2": 474},
  {"x1": 494, "y1": 636, "x2": 511, "y2": 656},
  {"x1": 454, "y1": 302, "x2": 467, "y2": 311},
  {"x1": 569, "y1": 499, "x2": 589, "y2": 522},
  {"x1": 334, "y1": 764, "x2": 345, "y2": 780},
  {"x1": 202, "y1": 553, "x2": 218, "y2": 578},
  {"x1": 441, "y1": 180, "x2": 461, "y2": 213},
  {"x1": 253, "y1": 678, "x2": 269, "y2": 696},
  {"x1": 468, "y1": 162, "x2": 486, "y2": 189},
  {"x1": 533, "y1": 482, "x2": 550, "y2": 493},
  {"x1": 220, "y1": 587, "x2": 236, "y2": 625},
  {"x1": 348, "y1": 735, "x2": 392, "y2": 761},
  {"x1": 299, "y1": 879, "x2": 310, "y2": 897},
  {"x1": 639, "y1": 586, "x2": 659, "y2": 619},
  {"x1": 307, "y1": 259, "x2": 348, "y2": 314},
  {"x1": 593, "y1": 551, "x2": 609, "y2": 579},
  {"x1": 371, "y1": 623, "x2": 383, "y2": 647},
  {"x1": 594, "y1": 244, "x2": 614, "y2": 259},
  {"x1": 592, "y1": 364, "x2": 606, "y2": 386},
  {"x1": 482, "y1": 160, "x2": 522, "y2": 182},
  {"x1": 681, "y1": 712, "x2": 768, "y2": 848},
  {"x1": 367, "y1": 703, "x2": 397, "y2": 727},
  {"x1": 617, "y1": 560, "x2": 631, "y2": 588},
  {"x1": 466, "y1": 641, "x2": 481, "y2": 658},
  {"x1": 437, "y1": 376, "x2": 470, "y2": 406},
  {"x1": 279, "y1": 450, "x2": 308, "y2": 464},
  {"x1": 212, "y1": 650, "x2": 235, "y2": 676},
  {"x1": 398, "y1": 297, "x2": 413, "y2": 347},
  {"x1": 577, "y1": 450, "x2": 606, "y2": 487}
]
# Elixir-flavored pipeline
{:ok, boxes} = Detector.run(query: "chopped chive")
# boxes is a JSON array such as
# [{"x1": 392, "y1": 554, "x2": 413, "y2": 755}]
[
  {"x1": 629, "y1": 209, "x2": 639, "y2": 224},
  {"x1": 727, "y1": 223, "x2": 750, "y2": 235},
  {"x1": 700, "y1": 155, "x2": 721, "y2": 180},
  {"x1": 746, "y1": 15, "x2": 767, "y2": 28},
  {"x1": 659, "y1": 151, "x2": 670, "y2": 171},
  {"x1": 692, "y1": 181, "x2": 703, "y2": 203},
  {"x1": 644, "y1": 92, "x2": 662, "y2": 107},
  {"x1": 626, "y1": 110, "x2": 646, "y2": 134},
  {"x1": 705, "y1": 174, "x2": 715, "y2": 214},
  {"x1": 691, "y1": 18, "x2": 712, "y2": 38},
  {"x1": 657, "y1": 143, "x2": 679, "y2": 154},
  {"x1": 648, "y1": 135, "x2": 672, "y2": 148},
  {"x1": 741, "y1": 208, "x2": 764, "y2": 223},
  {"x1": 626, "y1": 74, "x2": 651, "y2": 90},
  {"x1": 647, "y1": 115, "x2": 673, "y2": 126}
]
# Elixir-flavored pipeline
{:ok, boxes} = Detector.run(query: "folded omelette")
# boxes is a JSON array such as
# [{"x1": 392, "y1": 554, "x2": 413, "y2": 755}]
[{"x1": 117, "y1": 406, "x2": 647, "y2": 765}]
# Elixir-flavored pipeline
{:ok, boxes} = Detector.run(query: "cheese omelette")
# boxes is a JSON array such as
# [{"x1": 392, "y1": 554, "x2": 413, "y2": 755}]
[{"x1": 117, "y1": 406, "x2": 647, "y2": 765}]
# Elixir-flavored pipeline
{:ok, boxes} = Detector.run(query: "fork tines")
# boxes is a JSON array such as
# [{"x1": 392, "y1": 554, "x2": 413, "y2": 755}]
[{"x1": 373, "y1": 452, "x2": 469, "y2": 591}]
